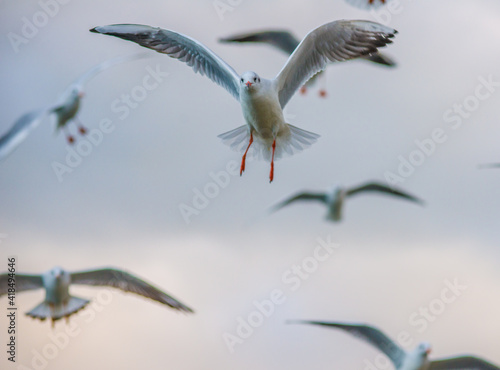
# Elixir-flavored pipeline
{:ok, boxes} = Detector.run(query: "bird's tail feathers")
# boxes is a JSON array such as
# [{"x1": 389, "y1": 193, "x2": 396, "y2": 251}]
[
  {"x1": 26, "y1": 296, "x2": 89, "y2": 322},
  {"x1": 218, "y1": 124, "x2": 319, "y2": 161}
]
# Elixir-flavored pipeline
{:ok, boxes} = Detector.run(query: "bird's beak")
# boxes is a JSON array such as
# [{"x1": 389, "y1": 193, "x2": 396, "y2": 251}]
[
  {"x1": 245, "y1": 81, "x2": 252, "y2": 88},
  {"x1": 426, "y1": 348, "x2": 432, "y2": 355},
  {"x1": 78, "y1": 92, "x2": 85, "y2": 98}
]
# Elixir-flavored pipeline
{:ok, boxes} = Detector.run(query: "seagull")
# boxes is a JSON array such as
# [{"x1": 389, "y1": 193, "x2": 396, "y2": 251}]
[
  {"x1": 271, "y1": 181, "x2": 423, "y2": 221},
  {"x1": 90, "y1": 21, "x2": 397, "y2": 182},
  {"x1": 0, "y1": 53, "x2": 148, "y2": 161},
  {"x1": 345, "y1": 0, "x2": 390, "y2": 10},
  {"x1": 0, "y1": 266, "x2": 193, "y2": 326},
  {"x1": 288, "y1": 320, "x2": 499, "y2": 370},
  {"x1": 219, "y1": 29, "x2": 396, "y2": 97}
]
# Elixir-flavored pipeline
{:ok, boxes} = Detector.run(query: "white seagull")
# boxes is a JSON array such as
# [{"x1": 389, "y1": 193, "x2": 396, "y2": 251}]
[
  {"x1": 0, "y1": 266, "x2": 193, "y2": 326},
  {"x1": 91, "y1": 21, "x2": 397, "y2": 182},
  {"x1": 346, "y1": 0, "x2": 391, "y2": 10},
  {"x1": 289, "y1": 320, "x2": 499, "y2": 370},
  {"x1": 219, "y1": 29, "x2": 396, "y2": 97},
  {"x1": 0, "y1": 53, "x2": 147, "y2": 161},
  {"x1": 271, "y1": 181, "x2": 423, "y2": 222}
]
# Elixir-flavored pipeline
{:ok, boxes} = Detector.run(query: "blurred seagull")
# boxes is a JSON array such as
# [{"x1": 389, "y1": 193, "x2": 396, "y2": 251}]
[
  {"x1": 288, "y1": 320, "x2": 499, "y2": 370},
  {"x1": 91, "y1": 21, "x2": 397, "y2": 182},
  {"x1": 0, "y1": 266, "x2": 193, "y2": 326},
  {"x1": 271, "y1": 182, "x2": 423, "y2": 221},
  {"x1": 0, "y1": 53, "x2": 148, "y2": 161},
  {"x1": 345, "y1": 0, "x2": 390, "y2": 10},
  {"x1": 219, "y1": 29, "x2": 396, "y2": 97}
]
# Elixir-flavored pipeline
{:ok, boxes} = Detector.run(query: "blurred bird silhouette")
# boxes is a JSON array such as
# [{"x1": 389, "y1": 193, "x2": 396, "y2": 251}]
[
  {"x1": 0, "y1": 53, "x2": 148, "y2": 161},
  {"x1": 0, "y1": 266, "x2": 193, "y2": 327},
  {"x1": 271, "y1": 181, "x2": 423, "y2": 221},
  {"x1": 289, "y1": 320, "x2": 499, "y2": 370}
]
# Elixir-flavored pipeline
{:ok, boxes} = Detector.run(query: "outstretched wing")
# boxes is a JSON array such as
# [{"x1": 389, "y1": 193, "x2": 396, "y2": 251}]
[
  {"x1": 270, "y1": 192, "x2": 328, "y2": 212},
  {"x1": 70, "y1": 268, "x2": 193, "y2": 313},
  {"x1": 91, "y1": 24, "x2": 241, "y2": 101},
  {"x1": 345, "y1": 0, "x2": 389, "y2": 10},
  {"x1": 0, "y1": 274, "x2": 43, "y2": 296},
  {"x1": 429, "y1": 356, "x2": 500, "y2": 370},
  {"x1": 346, "y1": 182, "x2": 424, "y2": 204},
  {"x1": 71, "y1": 52, "x2": 151, "y2": 92},
  {"x1": 274, "y1": 20, "x2": 397, "y2": 108},
  {"x1": 219, "y1": 30, "x2": 300, "y2": 55},
  {"x1": 0, "y1": 108, "x2": 50, "y2": 161},
  {"x1": 289, "y1": 320, "x2": 406, "y2": 368}
]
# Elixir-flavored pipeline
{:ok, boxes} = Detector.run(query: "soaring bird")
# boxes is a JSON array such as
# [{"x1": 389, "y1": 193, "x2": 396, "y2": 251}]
[
  {"x1": 0, "y1": 266, "x2": 193, "y2": 326},
  {"x1": 289, "y1": 320, "x2": 499, "y2": 370},
  {"x1": 91, "y1": 21, "x2": 397, "y2": 182},
  {"x1": 0, "y1": 53, "x2": 147, "y2": 161},
  {"x1": 219, "y1": 29, "x2": 396, "y2": 97},
  {"x1": 271, "y1": 182, "x2": 423, "y2": 221}
]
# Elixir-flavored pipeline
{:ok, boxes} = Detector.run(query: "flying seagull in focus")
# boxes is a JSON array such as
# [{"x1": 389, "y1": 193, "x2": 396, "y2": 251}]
[
  {"x1": 345, "y1": 0, "x2": 390, "y2": 10},
  {"x1": 0, "y1": 266, "x2": 193, "y2": 326},
  {"x1": 91, "y1": 21, "x2": 397, "y2": 182},
  {"x1": 271, "y1": 182, "x2": 423, "y2": 221},
  {"x1": 219, "y1": 29, "x2": 396, "y2": 97},
  {"x1": 0, "y1": 53, "x2": 148, "y2": 161},
  {"x1": 288, "y1": 320, "x2": 499, "y2": 370}
]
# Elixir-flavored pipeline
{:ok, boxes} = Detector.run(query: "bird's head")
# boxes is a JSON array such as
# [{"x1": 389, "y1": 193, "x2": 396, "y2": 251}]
[
  {"x1": 416, "y1": 342, "x2": 432, "y2": 357},
  {"x1": 49, "y1": 266, "x2": 69, "y2": 282},
  {"x1": 240, "y1": 71, "x2": 261, "y2": 92},
  {"x1": 330, "y1": 183, "x2": 343, "y2": 196},
  {"x1": 73, "y1": 86, "x2": 85, "y2": 99}
]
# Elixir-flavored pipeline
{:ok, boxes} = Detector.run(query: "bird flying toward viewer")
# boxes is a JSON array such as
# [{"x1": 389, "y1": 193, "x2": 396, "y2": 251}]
[{"x1": 91, "y1": 21, "x2": 397, "y2": 182}]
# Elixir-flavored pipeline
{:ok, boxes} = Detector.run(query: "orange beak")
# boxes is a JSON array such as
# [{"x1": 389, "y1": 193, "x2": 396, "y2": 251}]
[
  {"x1": 426, "y1": 348, "x2": 432, "y2": 355},
  {"x1": 245, "y1": 81, "x2": 252, "y2": 87}
]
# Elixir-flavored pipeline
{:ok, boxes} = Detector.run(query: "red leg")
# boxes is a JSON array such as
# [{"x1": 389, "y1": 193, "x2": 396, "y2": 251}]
[
  {"x1": 300, "y1": 86, "x2": 307, "y2": 95},
  {"x1": 269, "y1": 139, "x2": 276, "y2": 183},
  {"x1": 67, "y1": 135, "x2": 75, "y2": 144},
  {"x1": 78, "y1": 126, "x2": 87, "y2": 135},
  {"x1": 240, "y1": 131, "x2": 253, "y2": 176}
]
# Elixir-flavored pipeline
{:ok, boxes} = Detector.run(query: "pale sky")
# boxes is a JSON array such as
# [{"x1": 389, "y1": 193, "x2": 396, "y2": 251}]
[{"x1": 1, "y1": 0, "x2": 500, "y2": 369}]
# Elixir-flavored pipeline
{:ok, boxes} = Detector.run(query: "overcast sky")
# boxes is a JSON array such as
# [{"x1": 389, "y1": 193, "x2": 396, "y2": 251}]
[{"x1": 1, "y1": 0, "x2": 500, "y2": 369}]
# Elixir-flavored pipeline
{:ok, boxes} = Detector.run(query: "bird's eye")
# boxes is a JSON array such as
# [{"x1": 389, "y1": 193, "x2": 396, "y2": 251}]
[
  {"x1": 241, "y1": 78, "x2": 244, "y2": 83},
  {"x1": 253, "y1": 77, "x2": 257, "y2": 82}
]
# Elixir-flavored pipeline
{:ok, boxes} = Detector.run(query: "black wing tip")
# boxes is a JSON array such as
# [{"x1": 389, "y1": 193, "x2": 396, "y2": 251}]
[
  {"x1": 478, "y1": 163, "x2": 500, "y2": 169},
  {"x1": 218, "y1": 37, "x2": 233, "y2": 43},
  {"x1": 89, "y1": 27, "x2": 100, "y2": 34},
  {"x1": 179, "y1": 305, "x2": 195, "y2": 314},
  {"x1": 286, "y1": 319, "x2": 315, "y2": 325}
]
